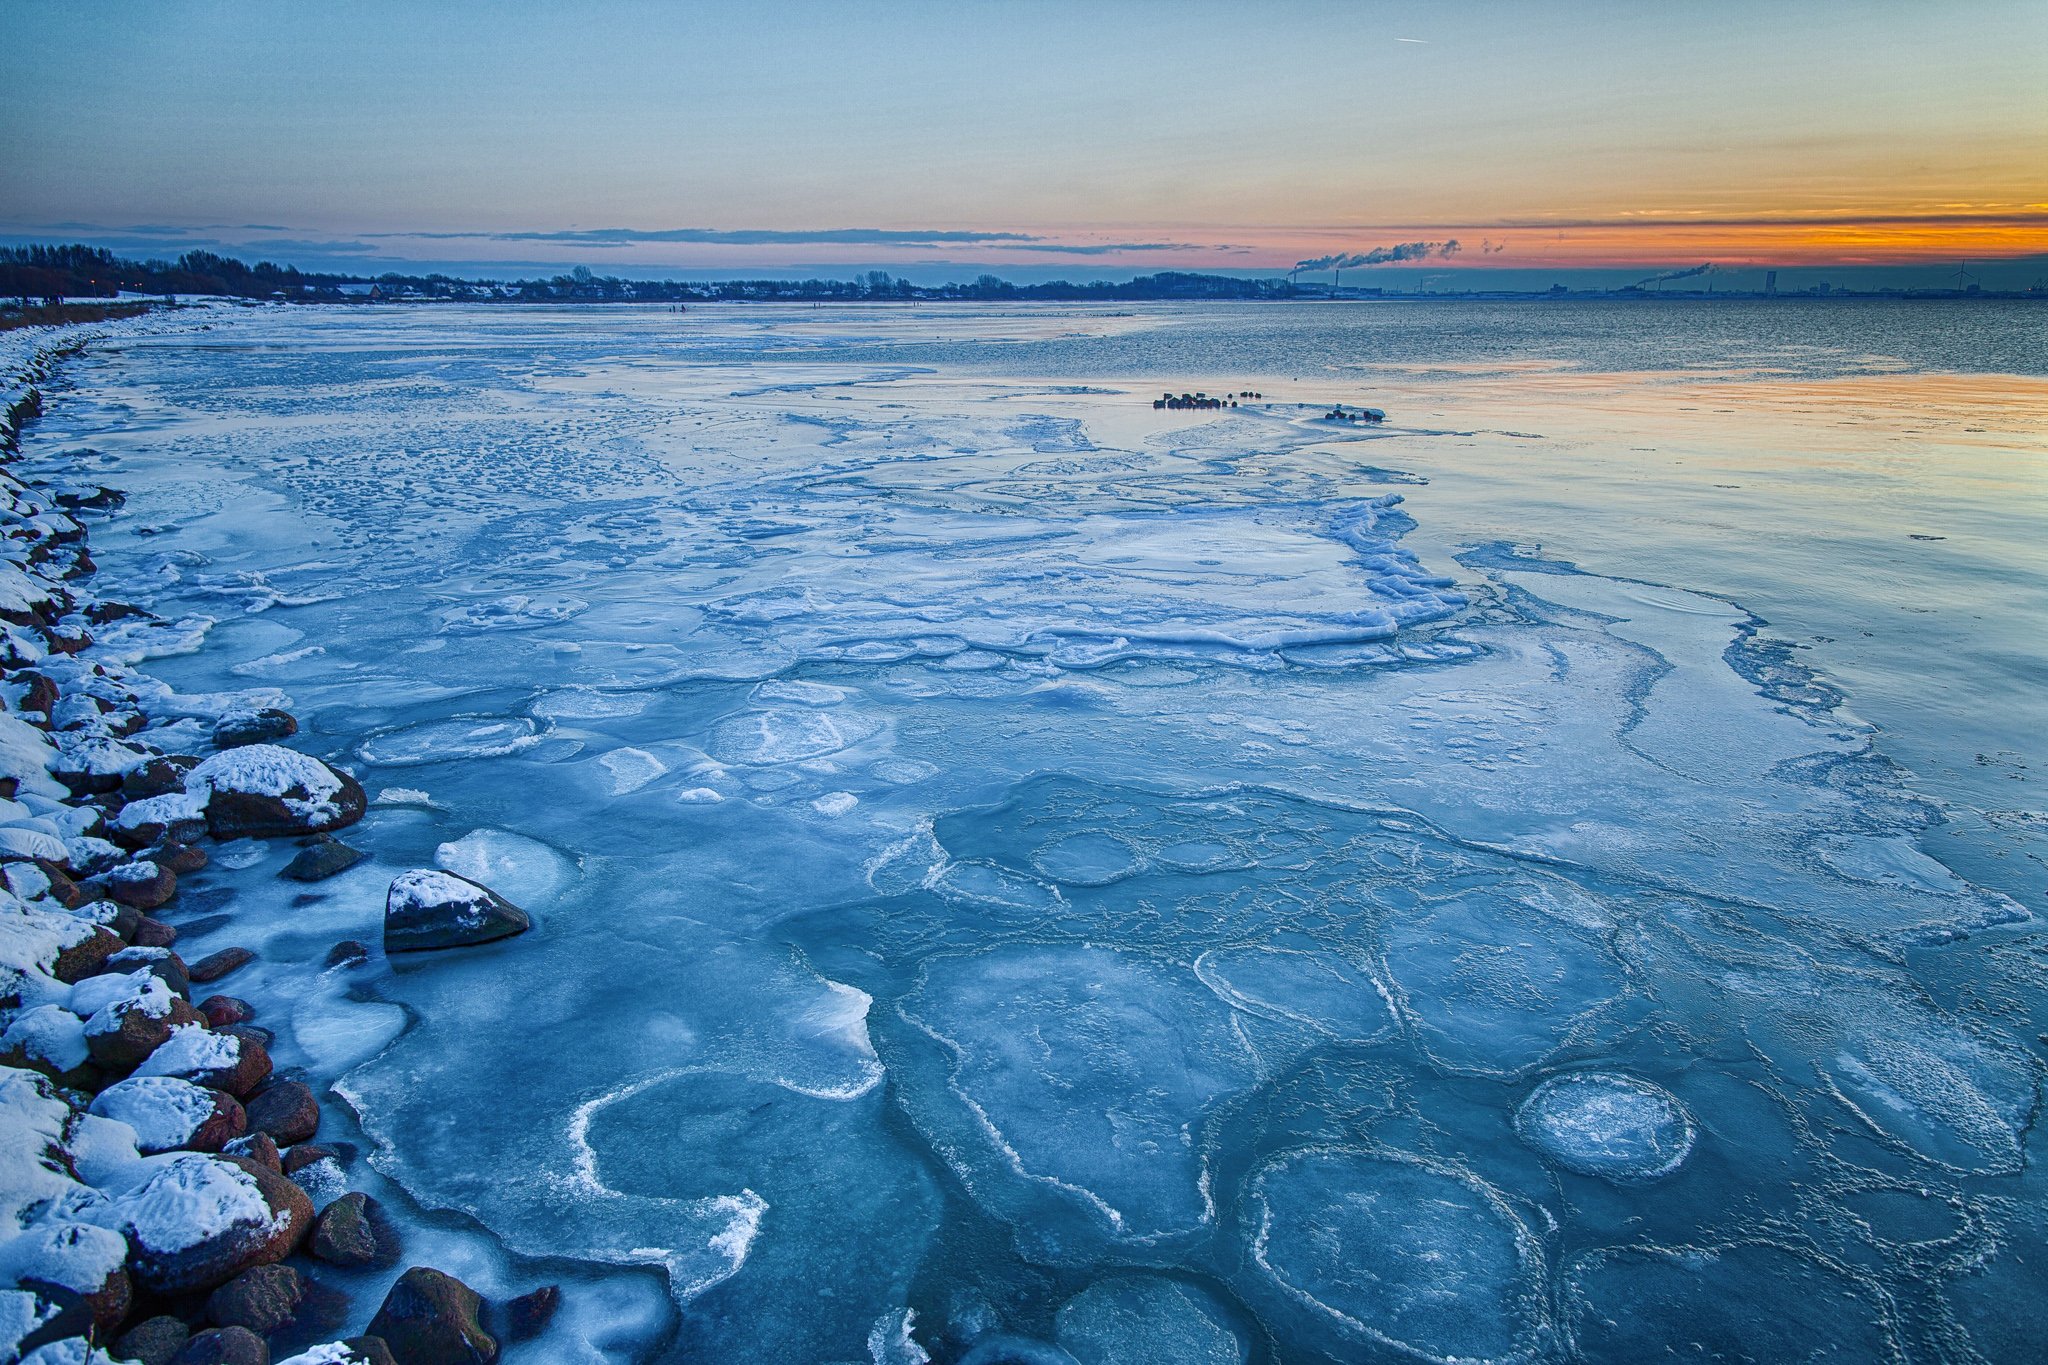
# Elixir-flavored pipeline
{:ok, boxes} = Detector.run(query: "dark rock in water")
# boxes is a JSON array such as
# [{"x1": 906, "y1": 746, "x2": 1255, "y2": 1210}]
[
  {"x1": 132, "y1": 914, "x2": 180, "y2": 947},
  {"x1": 506, "y1": 1284, "x2": 561, "y2": 1341},
  {"x1": 173, "y1": 1325, "x2": 270, "y2": 1365},
  {"x1": 156, "y1": 839, "x2": 211, "y2": 874},
  {"x1": 368, "y1": 1267, "x2": 499, "y2": 1365},
  {"x1": 206, "y1": 1262, "x2": 304, "y2": 1335},
  {"x1": 199, "y1": 994, "x2": 254, "y2": 1027},
  {"x1": 312, "y1": 1191, "x2": 383, "y2": 1267},
  {"x1": 119, "y1": 1154, "x2": 313, "y2": 1294},
  {"x1": 246, "y1": 1078, "x2": 320, "y2": 1144},
  {"x1": 283, "y1": 1142, "x2": 339, "y2": 1176},
  {"x1": 213, "y1": 709, "x2": 299, "y2": 750},
  {"x1": 324, "y1": 939, "x2": 371, "y2": 969},
  {"x1": 118, "y1": 1314, "x2": 193, "y2": 1365},
  {"x1": 283, "y1": 835, "x2": 366, "y2": 883},
  {"x1": 342, "y1": 1337, "x2": 400, "y2": 1365},
  {"x1": 224, "y1": 1131, "x2": 282, "y2": 1172},
  {"x1": 384, "y1": 870, "x2": 530, "y2": 953},
  {"x1": 185, "y1": 745, "x2": 367, "y2": 840},
  {"x1": 189, "y1": 947, "x2": 254, "y2": 983}
]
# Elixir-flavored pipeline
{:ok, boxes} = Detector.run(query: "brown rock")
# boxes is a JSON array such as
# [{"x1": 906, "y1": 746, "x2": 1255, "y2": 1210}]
[
  {"x1": 506, "y1": 1284, "x2": 561, "y2": 1341},
  {"x1": 133, "y1": 914, "x2": 180, "y2": 946},
  {"x1": 324, "y1": 939, "x2": 371, "y2": 968},
  {"x1": 156, "y1": 839, "x2": 211, "y2": 874},
  {"x1": 199, "y1": 994, "x2": 254, "y2": 1027},
  {"x1": 213, "y1": 709, "x2": 299, "y2": 749},
  {"x1": 117, "y1": 1314, "x2": 192, "y2": 1365},
  {"x1": 50, "y1": 922, "x2": 121, "y2": 981},
  {"x1": 246, "y1": 1079, "x2": 320, "y2": 1144},
  {"x1": 282, "y1": 1142, "x2": 339, "y2": 1176},
  {"x1": 311, "y1": 1191, "x2": 382, "y2": 1267},
  {"x1": 122, "y1": 754, "x2": 198, "y2": 800},
  {"x1": 189, "y1": 947, "x2": 254, "y2": 983},
  {"x1": 86, "y1": 991, "x2": 201, "y2": 1068},
  {"x1": 342, "y1": 1338, "x2": 400, "y2": 1365},
  {"x1": 367, "y1": 1267, "x2": 499, "y2": 1365},
  {"x1": 119, "y1": 1154, "x2": 313, "y2": 1295},
  {"x1": 173, "y1": 1325, "x2": 270, "y2": 1365},
  {"x1": 223, "y1": 1131, "x2": 282, "y2": 1172},
  {"x1": 206, "y1": 1262, "x2": 304, "y2": 1335},
  {"x1": 107, "y1": 860, "x2": 178, "y2": 910}
]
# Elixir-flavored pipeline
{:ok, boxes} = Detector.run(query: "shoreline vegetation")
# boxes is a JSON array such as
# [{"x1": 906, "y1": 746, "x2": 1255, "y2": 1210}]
[
  {"x1": 1, "y1": 319, "x2": 552, "y2": 1363},
  {"x1": 5, "y1": 244, "x2": 2043, "y2": 308}
]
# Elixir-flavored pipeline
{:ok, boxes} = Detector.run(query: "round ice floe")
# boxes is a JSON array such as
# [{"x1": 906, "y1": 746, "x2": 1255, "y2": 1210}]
[
  {"x1": 532, "y1": 687, "x2": 652, "y2": 720},
  {"x1": 752, "y1": 678, "x2": 849, "y2": 706},
  {"x1": 357, "y1": 715, "x2": 543, "y2": 766},
  {"x1": 1514, "y1": 1072, "x2": 1695, "y2": 1182},
  {"x1": 1055, "y1": 1278, "x2": 1245, "y2": 1365},
  {"x1": 1817, "y1": 1025, "x2": 2033, "y2": 1174},
  {"x1": 433, "y1": 829, "x2": 575, "y2": 907},
  {"x1": 1249, "y1": 1147, "x2": 1544, "y2": 1365},
  {"x1": 597, "y1": 746, "x2": 668, "y2": 795},
  {"x1": 436, "y1": 593, "x2": 588, "y2": 633},
  {"x1": 904, "y1": 944, "x2": 1257, "y2": 1244},
  {"x1": 1379, "y1": 885, "x2": 1628, "y2": 1077},
  {"x1": 1567, "y1": 1242, "x2": 1896, "y2": 1363},
  {"x1": 1030, "y1": 832, "x2": 1141, "y2": 886},
  {"x1": 1194, "y1": 947, "x2": 1392, "y2": 1041},
  {"x1": 708, "y1": 707, "x2": 878, "y2": 765}
]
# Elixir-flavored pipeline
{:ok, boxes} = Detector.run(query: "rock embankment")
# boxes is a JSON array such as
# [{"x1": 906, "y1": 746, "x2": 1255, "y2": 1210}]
[{"x1": 0, "y1": 323, "x2": 542, "y2": 1363}]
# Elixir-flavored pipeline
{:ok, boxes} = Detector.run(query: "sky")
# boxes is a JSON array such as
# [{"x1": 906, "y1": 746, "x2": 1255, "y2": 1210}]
[{"x1": 4, "y1": 0, "x2": 2046, "y2": 287}]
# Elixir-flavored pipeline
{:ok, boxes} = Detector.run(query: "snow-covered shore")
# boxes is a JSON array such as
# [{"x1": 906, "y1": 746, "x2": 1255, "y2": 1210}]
[{"x1": 1, "y1": 319, "x2": 537, "y2": 1365}]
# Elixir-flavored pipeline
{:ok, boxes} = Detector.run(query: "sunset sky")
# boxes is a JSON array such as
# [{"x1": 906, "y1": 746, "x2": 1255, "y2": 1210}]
[{"x1": 6, "y1": 0, "x2": 2045, "y2": 285}]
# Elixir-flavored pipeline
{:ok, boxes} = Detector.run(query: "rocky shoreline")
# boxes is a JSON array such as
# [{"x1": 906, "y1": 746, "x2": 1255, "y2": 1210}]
[{"x1": 2, "y1": 320, "x2": 550, "y2": 1364}]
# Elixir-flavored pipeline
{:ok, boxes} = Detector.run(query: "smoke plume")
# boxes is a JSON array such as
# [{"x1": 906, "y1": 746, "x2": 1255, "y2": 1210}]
[{"x1": 1293, "y1": 240, "x2": 1462, "y2": 272}]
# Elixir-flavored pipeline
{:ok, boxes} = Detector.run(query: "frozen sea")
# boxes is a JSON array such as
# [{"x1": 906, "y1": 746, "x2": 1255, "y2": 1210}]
[{"x1": 23, "y1": 299, "x2": 2048, "y2": 1363}]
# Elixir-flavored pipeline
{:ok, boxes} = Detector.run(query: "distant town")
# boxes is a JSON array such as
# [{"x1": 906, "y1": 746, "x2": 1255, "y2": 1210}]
[{"x1": 3, "y1": 244, "x2": 2042, "y2": 312}]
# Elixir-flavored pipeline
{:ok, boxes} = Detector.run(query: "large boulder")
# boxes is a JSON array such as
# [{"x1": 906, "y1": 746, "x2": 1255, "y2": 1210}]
[
  {"x1": 183, "y1": 746, "x2": 366, "y2": 840},
  {"x1": 97, "y1": 1153, "x2": 313, "y2": 1295},
  {"x1": 366, "y1": 1267, "x2": 498, "y2": 1365},
  {"x1": 383, "y1": 871, "x2": 530, "y2": 953}
]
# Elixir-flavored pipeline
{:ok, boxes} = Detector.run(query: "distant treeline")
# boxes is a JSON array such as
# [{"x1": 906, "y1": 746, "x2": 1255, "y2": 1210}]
[
  {"x1": 2, "y1": 244, "x2": 1300, "y2": 304},
  {"x1": 1, "y1": 245, "x2": 357, "y2": 301}
]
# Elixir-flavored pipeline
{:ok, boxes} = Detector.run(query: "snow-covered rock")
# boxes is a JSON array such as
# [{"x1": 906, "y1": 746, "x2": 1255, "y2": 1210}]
[
  {"x1": 383, "y1": 869, "x2": 531, "y2": 953},
  {"x1": 84, "y1": 1153, "x2": 311, "y2": 1295},
  {"x1": 88, "y1": 1077, "x2": 244, "y2": 1155},
  {"x1": 182, "y1": 745, "x2": 365, "y2": 839}
]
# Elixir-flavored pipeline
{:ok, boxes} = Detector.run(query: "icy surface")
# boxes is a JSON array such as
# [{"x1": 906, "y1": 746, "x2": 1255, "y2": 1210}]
[{"x1": 22, "y1": 302, "x2": 2047, "y2": 1363}]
